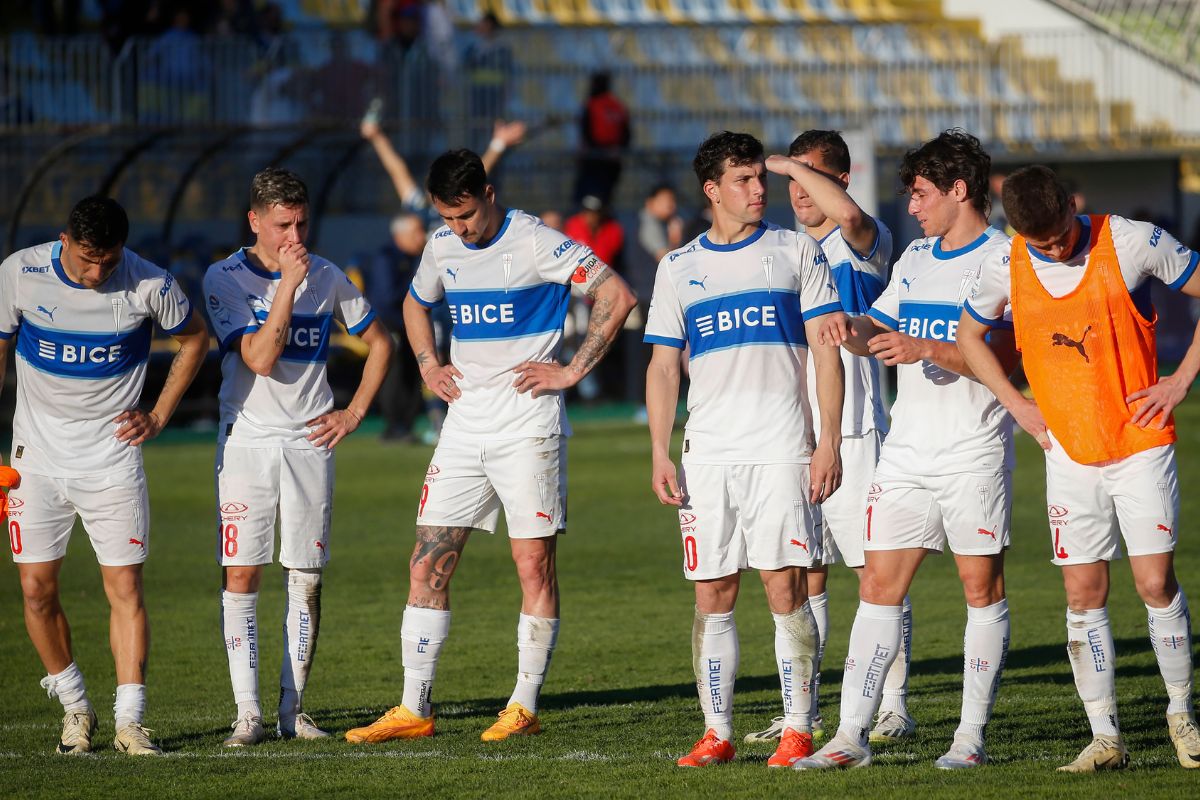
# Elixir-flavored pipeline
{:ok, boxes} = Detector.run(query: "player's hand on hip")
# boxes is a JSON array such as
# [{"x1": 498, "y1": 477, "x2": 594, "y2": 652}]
[
  {"x1": 868, "y1": 331, "x2": 924, "y2": 365},
  {"x1": 114, "y1": 409, "x2": 164, "y2": 447},
  {"x1": 306, "y1": 409, "x2": 360, "y2": 449},
  {"x1": 1009, "y1": 396, "x2": 1051, "y2": 450},
  {"x1": 423, "y1": 363, "x2": 463, "y2": 402},
  {"x1": 512, "y1": 360, "x2": 577, "y2": 397},
  {"x1": 818, "y1": 312, "x2": 852, "y2": 346},
  {"x1": 1127, "y1": 373, "x2": 1187, "y2": 430},
  {"x1": 277, "y1": 241, "x2": 310, "y2": 285},
  {"x1": 809, "y1": 441, "x2": 842, "y2": 503},
  {"x1": 651, "y1": 456, "x2": 684, "y2": 507}
]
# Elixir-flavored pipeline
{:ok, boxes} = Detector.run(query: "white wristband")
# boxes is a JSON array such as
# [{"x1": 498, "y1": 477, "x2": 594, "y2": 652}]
[{"x1": 488, "y1": 137, "x2": 506, "y2": 153}]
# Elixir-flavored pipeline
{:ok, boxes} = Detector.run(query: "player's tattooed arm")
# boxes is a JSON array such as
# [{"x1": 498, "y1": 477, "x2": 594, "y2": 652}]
[
  {"x1": 512, "y1": 268, "x2": 637, "y2": 396},
  {"x1": 116, "y1": 312, "x2": 208, "y2": 446},
  {"x1": 405, "y1": 293, "x2": 462, "y2": 402},
  {"x1": 409, "y1": 526, "x2": 472, "y2": 608}
]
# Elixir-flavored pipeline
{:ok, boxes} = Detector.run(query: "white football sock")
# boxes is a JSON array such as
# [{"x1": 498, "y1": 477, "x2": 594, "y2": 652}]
[
  {"x1": 401, "y1": 605, "x2": 451, "y2": 718},
  {"x1": 222, "y1": 590, "x2": 261, "y2": 719},
  {"x1": 957, "y1": 599, "x2": 1009, "y2": 742},
  {"x1": 509, "y1": 614, "x2": 560, "y2": 713},
  {"x1": 114, "y1": 683, "x2": 146, "y2": 729},
  {"x1": 809, "y1": 591, "x2": 829, "y2": 721},
  {"x1": 1066, "y1": 606, "x2": 1119, "y2": 737},
  {"x1": 878, "y1": 594, "x2": 912, "y2": 717},
  {"x1": 280, "y1": 569, "x2": 322, "y2": 722},
  {"x1": 838, "y1": 601, "x2": 903, "y2": 747},
  {"x1": 1146, "y1": 589, "x2": 1194, "y2": 715},
  {"x1": 693, "y1": 608, "x2": 737, "y2": 742},
  {"x1": 774, "y1": 602, "x2": 819, "y2": 731},
  {"x1": 41, "y1": 662, "x2": 91, "y2": 713}
]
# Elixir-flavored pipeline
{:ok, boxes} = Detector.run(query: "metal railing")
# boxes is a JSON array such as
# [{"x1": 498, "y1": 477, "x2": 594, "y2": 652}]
[{"x1": 3, "y1": 24, "x2": 1199, "y2": 151}]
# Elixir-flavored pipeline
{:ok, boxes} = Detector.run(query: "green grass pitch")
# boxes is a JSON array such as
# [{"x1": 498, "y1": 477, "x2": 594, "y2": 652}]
[{"x1": 2, "y1": 405, "x2": 1198, "y2": 798}]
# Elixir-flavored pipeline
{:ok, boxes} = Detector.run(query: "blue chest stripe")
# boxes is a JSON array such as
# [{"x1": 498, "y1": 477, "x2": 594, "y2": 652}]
[
  {"x1": 686, "y1": 290, "x2": 807, "y2": 358},
  {"x1": 446, "y1": 283, "x2": 569, "y2": 341},
  {"x1": 16, "y1": 318, "x2": 152, "y2": 379}
]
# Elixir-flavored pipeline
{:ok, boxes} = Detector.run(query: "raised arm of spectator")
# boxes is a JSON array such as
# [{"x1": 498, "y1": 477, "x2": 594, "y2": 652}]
[
  {"x1": 481, "y1": 119, "x2": 527, "y2": 175},
  {"x1": 362, "y1": 119, "x2": 421, "y2": 207}
]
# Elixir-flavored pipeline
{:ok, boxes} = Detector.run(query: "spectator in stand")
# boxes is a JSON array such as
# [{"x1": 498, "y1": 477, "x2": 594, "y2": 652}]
[
  {"x1": 541, "y1": 210, "x2": 565, "y2": 232},
  {"x1": 364, "y1": 213, "x2": 427, "y2": 443},
  {"x1": 624, "y1": 184, "x2": 683, "y2": 417},
  {"x1": 310, "y1": 33, "x2": 374, "y2": 121},
  {"x1": 462, "y1": 12, "x2": 513, "y2": 143},
  {"x1": 574, "y1": 72, "x2": 631, "y2": 207}
]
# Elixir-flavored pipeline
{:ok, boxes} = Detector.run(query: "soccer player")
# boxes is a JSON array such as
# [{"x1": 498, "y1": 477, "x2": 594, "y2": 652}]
[
  {"x1": 0, "y1": 196, "x2": 208, "y2": 755},
  {"x1": 204, "y1": 168, "x2": 392, "y2": 746},
  {"x1": 796, "y1": 129, "x2": 1016, "y2": 771},
  {"x1": 744, "y1": 130, "x2": 906, "y2": 746},
  {"x1": 345, "y1": 148, "x2": 636, "y2": 743},
  {"x1": 645, "y1": 131, "x2": 846, "y2": 768},
  {"x1": 957, "y1": 164, "x2": 1200, "y2": 772}
]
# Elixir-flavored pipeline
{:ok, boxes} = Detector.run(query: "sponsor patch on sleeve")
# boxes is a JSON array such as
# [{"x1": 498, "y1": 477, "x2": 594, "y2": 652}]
[{"x1": 571, "y1": 254, "x2": 603, "y2": 284}]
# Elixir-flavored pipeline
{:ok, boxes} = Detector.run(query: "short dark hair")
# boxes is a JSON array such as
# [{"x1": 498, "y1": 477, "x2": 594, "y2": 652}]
[
  {"x1": 67, "y1": 196, "x2": 128, "y2": 250},
  {"x1": 1002, "y1": 165, "x2": 1073, "y2": 237},
  {"x1": 899, "y1": 128, "x2": 991, "y2": 215},
  {"x1": 250, "y1": 167, "x2": 308, "y2": 211},
  {"x1": 693, "y1": 131, "x2": 764, "y2": 187},
  {"x1": 788, "y1": 129, "x2": 851, "y2": 175},
  {"x1": 426, "y1": 149, "x2": 488, "y2": 205},
  {"x1": 646, "y1": 182, "x2": 675, "y2": 199}
]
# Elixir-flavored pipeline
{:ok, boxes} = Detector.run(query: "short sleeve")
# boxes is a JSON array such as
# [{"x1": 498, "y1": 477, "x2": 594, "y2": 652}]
[
  {"x1": 137, "y1": 254, "x2": 193, "y2": 335},
  {"x1": 867, "y1": 255, "x2": 904, "y2": 330},
  {"x1": 643, "y1": 258, "x2": 685, "y2": 348},
  {"x1": 203, "y1": 266, "x2": 258, "y2": 352},
  {"x1": 1111, "y1": 216, "x2": 1200, "y2": 291},
  {"x1": 533, "y1": 222, "x2": 609, "y2": 292},
  {"x1": 408, "y1": 236, "x2": 445, "y2": 308},
  {"x1": 0, "y1": 254, "x2": 21, "y2": 339},
  {"x1": 963, "y1": 247, "x2": 1014, "y2": 329},
  {"x1": 797, "y1": 233, "x2": 841, "y2": 321},
  {"x1": 331, "y1": 264, "x2": 376, "y2": 335}
]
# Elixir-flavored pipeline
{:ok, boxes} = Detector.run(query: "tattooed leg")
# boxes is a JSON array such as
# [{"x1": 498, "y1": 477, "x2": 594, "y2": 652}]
[{"x1": 408, "y1": 526, "x2": 472, "y2": 610}]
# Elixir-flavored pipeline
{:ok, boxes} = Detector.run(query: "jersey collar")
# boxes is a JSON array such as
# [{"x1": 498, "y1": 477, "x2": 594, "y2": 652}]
[
  {"x1": 1027, "y1": 215, "x2": 1091, "y2": 263},
  {"x1": 700, "y1": 221, "x2": 767, "y2": 252},
  {"x1": 50, "y1": 240, "x2": 88, "y2": 289},
  {"x1": 463, "y1": 208, "x2": 515, "y2": 251},
  {"x1": 239, "y1": 247, "x2": 281, "y2": 279},
  {"x1": 932, "y1": 228, "x2": 992, "y2": 261}
]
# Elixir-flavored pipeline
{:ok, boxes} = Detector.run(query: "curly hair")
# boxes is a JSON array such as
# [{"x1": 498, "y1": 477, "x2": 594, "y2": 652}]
[
  {"x1": 66, "y1": 196, "x2": 128, "y2": 250},
  {"x1": 899, "y1": 128, "x2": 991, "y2": 216}
]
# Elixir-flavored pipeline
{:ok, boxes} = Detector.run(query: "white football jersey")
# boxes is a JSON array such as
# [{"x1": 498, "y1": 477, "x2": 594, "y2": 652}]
[
  {"x1": 0, "y1": 241, "x2": 193, "y2": 477},
  {"x1": 806, "y1": 219, "x2": 893, "y2": 437},
  {"x1": 868, "y1": 227, "x2": 1014, "y2": 476},
  {"x1": 967, "y1": 215, "x2": 1199, "y2": 323},
  {"x1": 408, "y1": 209, "x2": 607, "y2": 441},
  {"x1": 203, "y1": 249, "x2": 375, "y2": 449},
  {"x1": 644, "y1": 222, "x2": 841, "y2": 465}
]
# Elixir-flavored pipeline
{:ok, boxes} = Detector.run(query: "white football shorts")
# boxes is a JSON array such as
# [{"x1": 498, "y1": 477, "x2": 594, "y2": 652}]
[
  {"x1": 215, "y1": 445, "x2": 333, "y2": 569},
  {"x1": 7, "y1": 468, "x2": 149, "y2": 567},
  {"x1": 818, "y1": 430, "x2": 882, "y2": 569},
  {"x1": 416, "y1": 435, "x2": 566, "y2": 538},
  {"x1": 677, "y1": 462, "x2": 822, "y2": 580},
  {"x1": 1043, "y1": 431, "x2": 1178, "y2": 566},
  {"x1": 865, "y1": 467, "x2": 1011, "y2": 556}
]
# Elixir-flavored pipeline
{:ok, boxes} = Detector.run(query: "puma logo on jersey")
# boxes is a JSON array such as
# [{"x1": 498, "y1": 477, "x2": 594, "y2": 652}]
[
  {"x1": 128, "y1": 537, "x2": 144, "y2": 548},
  {"x1": 315, "y1": 541, "x2": 325, "y2": 550},
  {"x1": 789, "y1": 538, "x2": 809, "y2": 552},
  {"x1": 36, "y1": 305, "x2": 57, "y2": 321},
  {"x1": 689, "y1": 276, "x2": 708, "y2": 290},
  {"x1": 1157, "y1": 524, "x2": 1173, "y2": 534},
  {"x1": 446, "y1": 268, "x2": 459, "y2": 282},
  {"x1": 977, "y1": 526, "x2": 997, "y2": 541},
  {"x1": 900, "y1": 278, "x2": 912, "y2": 291},
  {"x1": 1052, "y1": 326, "x2": 1091, "y2": 362},
  {"x1": 535, "y1": 511, "x2": 553, "y2": 522}
]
